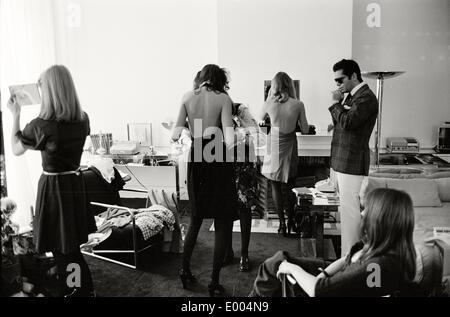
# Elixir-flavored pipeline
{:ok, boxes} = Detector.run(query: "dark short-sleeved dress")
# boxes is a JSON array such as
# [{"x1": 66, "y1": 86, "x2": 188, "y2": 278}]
[
  {"x1": 17, "y1": 113, "x2": 95, "y2": 254},
  {"x1": 187, "y1": 132, "x2": 238, "y2": 220}
]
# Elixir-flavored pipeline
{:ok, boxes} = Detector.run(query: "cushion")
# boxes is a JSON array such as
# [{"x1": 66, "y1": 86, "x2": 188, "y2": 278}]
[
  {"x1": 427, "y1": 172, "x2": 450, "y2": 179},
  {"x1": 434, "y1": 178, "x2": 450, "y2": 202},
  {"x1": 386, "y1": 179, "x2": 442, "y2": 207},
  {"x1": 373, "y1": 168, "x2": 423, "y2": 174},
  {"x1": 369, "y1": 173, "x2": 428, "y2": 179},
  {"x1": 359, "y1": 177, "x2": 388, "y2": 207}
]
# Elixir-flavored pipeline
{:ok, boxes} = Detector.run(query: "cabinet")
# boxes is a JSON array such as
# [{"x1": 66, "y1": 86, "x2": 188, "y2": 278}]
[{"x1": 114, "y1": 165, "x2": 188, "y2": 200}]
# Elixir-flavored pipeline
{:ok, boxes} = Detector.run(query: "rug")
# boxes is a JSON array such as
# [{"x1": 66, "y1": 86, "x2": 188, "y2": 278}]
[
  {"x1": 210, "y1": 219, "x2": 281, "y2": 233},
  {"x1": 210, "y1": 220, "x2": 341, "y2": 234}
]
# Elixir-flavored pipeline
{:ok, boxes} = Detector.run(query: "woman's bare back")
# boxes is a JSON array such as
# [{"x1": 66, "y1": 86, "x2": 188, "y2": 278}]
[
  {"x1": 264, "y1": 97, "x2": 309, "y2": 134},
  {"x1": 173, "y1": 87, "x2": 234, "y2": 145}
]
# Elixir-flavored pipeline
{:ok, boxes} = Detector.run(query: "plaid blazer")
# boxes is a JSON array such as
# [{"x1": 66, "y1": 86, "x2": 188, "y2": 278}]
[{"x1": 328, "y1": 84, "x2": 378, "y2": 176}]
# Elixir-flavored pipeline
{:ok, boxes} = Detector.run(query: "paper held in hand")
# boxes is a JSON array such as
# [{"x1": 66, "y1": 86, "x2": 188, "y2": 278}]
[{"x1": 9, "y1": 83, "x2": 41, "y2": 106}]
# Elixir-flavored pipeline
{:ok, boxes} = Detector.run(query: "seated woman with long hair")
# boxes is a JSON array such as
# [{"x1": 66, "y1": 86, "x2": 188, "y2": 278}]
[{"x1": 249, "y1": 188, "x2": 416, "y2": 297}]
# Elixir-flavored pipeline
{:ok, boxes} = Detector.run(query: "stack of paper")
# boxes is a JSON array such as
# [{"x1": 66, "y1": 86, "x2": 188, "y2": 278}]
[
  {"x1": 292, "y1": 187, "x2": 313, "y2": 205},
  {"x1": 433, "y1": 227, "x2": 450, "y2": 245}
]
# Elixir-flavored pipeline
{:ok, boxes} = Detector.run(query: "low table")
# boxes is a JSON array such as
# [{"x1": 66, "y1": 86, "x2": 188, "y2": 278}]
[{"x1": 292, "y1": 188, "x2": 340, "y2": 260}]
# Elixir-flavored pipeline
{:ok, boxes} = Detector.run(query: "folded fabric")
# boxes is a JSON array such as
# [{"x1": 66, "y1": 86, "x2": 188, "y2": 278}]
[
  {"x1": 97, "y1": 208, "x2": 132, "y2": 228},
  {"x1": 80, "y1": 229, "x2": 112, "y2": 250},
  {"x1": 88, "y1": 156, "x2": 115, "y2": 183},
  {"x1": 134, "y1": 205, "x2": 176, "y2": 240}
]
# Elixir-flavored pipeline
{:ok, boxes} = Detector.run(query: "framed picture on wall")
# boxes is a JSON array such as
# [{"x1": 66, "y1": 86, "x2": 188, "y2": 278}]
[
  {"x1": 264, "y1": 80, "x2": 300, "y2": 101},
  {"x1": 127, "y1": 123, "x2": 152, "y2": 146}
]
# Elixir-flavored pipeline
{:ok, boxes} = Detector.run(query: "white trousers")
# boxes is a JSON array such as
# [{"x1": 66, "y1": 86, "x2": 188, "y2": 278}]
[{"x1": 330, "y1": 169, "x2": 364, "y2": 256}]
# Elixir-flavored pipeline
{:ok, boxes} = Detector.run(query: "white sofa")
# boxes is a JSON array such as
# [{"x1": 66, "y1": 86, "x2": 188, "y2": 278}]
[
  {"x1": 361, "y1": 168, "x2": 450, "y2": 295},
  {"x1": 361, "y1": 168, "x2": 450, "y2": 243}
]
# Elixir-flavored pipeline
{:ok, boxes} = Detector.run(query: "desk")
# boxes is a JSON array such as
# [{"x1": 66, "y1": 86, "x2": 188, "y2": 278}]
[
  {"x1": 81, "y1": 149, "x2": 188, "y2": 200},
  {"x1": 114, "y1": 165, "x2": 188, "y2": 200},
  {"x1": 293, "y1": 189, "x2": 339, "y2": 260}
]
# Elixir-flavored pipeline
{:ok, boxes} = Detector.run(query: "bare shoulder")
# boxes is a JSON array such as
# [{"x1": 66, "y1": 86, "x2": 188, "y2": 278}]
[
  {"x1": 218, "y1": 92, "x2": 232, "y2": 101},
  {"x1": 289, "y1": 98, "x2": 305, "y2": 111},
  {"x1": 218, "y1": 93, "x2": 232, "y2": 106},
  {"x1": 182, "y1": 90, "x2": 194, "y2": 103},
  {"x1": 263, "y1": 99, "x2": 275, "y2": 110}
]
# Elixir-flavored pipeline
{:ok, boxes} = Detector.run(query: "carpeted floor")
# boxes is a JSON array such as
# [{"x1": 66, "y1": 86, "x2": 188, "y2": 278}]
[{"x1": 85, "y1": 216, "x2": 302, "y2": 297}]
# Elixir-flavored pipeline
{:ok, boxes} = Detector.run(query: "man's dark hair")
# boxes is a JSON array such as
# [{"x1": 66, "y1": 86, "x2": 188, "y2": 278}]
[
  {"x1": 198, "y1": 64, "x2": 229, "y2": 94},
  {"x1": 333, "y1": 59, "x2": 363, "y2": 82}
]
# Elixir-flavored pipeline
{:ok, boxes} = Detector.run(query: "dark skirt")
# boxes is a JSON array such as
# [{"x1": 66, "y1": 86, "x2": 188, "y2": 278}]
[
  {"x1": 187, "y1": 137, "x2": 238, "y2": 220},
  {"x1": 34, "y1": 173, "x2": 96, "y2": 254}
]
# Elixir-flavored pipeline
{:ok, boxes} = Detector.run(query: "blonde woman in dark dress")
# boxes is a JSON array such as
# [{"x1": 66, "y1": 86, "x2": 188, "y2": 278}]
[{"x1": 7, "y1": 65, "x2": 95, "y2": 297}]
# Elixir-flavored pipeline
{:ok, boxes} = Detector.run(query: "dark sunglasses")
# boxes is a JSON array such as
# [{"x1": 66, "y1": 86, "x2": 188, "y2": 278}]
[{"x1": 334, "y1": 76, "x2": 347, "y2": 84}]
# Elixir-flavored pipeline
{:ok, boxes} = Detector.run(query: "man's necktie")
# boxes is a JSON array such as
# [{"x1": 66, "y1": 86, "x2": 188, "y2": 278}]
[{"x1": 344, "y1": 93, "x2": 352, "y2": 106}]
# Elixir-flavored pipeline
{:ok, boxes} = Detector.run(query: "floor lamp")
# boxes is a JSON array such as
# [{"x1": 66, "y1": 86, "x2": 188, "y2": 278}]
[
  {"x1": 0, "y1": 93, "x2": 7, "y2": 197},
  {"x1": 361, "y1": 71, "x2": 405, "y2": 167}
]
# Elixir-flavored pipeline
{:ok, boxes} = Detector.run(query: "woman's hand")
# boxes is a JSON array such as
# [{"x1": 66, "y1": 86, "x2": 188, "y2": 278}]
[
  {"x1": 7, "y1": 94, "x2": 21, "y2": 116},
  {"x1": 276, "y1": 260, "x2": 298, "y2": 280}
]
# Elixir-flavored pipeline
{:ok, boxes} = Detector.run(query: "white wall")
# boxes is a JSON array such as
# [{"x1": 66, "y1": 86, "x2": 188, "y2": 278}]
[
  {"x1": 352, "y1": 0, "x2": 450, "y2": 148},
  {"x1": 217, "y1": 0, "x2": 353, "y2": 134},
  {"x1": 53, "y1": 0, "x2": 218, "y2": 146}
]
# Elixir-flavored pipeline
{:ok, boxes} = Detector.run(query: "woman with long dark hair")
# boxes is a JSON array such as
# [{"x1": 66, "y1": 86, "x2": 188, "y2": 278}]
[
  {"x1": 7, "y1": 65, "x2": 95, "y2": 297},
  {"x1": 260, "y1": 72, "x2": 309, "y2": 236},
  {"x1": 172, "y1": 64, "x2": 238, "y2": 297},
  {"x1": 249, "y1": 188, "x2": 417, "y2": 297}
]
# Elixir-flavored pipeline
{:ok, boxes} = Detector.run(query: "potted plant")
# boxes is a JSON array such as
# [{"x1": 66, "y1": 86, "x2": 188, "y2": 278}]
[{"x1": 1, "y1": 197, "x2": 21, "y2": 296}]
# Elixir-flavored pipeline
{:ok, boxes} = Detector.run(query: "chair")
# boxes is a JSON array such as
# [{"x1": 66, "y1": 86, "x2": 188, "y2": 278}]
[
  {"x1": 82, "y1": 166, "x2": 149, "y2": 216},
  {"x1": 413, "y1": 240, "x2": 447, "y2": 297},
  {"x1": 81, "y1": 167, "x2": 157, "y2": 269}
]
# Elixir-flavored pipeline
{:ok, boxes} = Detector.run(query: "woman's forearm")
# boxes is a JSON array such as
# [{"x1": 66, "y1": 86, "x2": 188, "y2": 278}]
[
  {"x1": 290, "y1": 266, "x2": 318, "y2": 297},
  {"x1": 322, "y1": 256, "x2": 346, "y2": 276},
  {"x1": 10, "y1": 113, "x2": 26, "y2": 155}
]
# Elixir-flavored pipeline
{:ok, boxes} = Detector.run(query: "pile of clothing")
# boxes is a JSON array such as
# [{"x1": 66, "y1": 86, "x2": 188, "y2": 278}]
[{"x1": 96, "y1": 205, "x2": 176, "y2": 241}]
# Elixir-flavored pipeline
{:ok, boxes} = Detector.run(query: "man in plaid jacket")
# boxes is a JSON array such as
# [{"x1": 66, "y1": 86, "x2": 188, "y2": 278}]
[{"x1": 328, "y1": 59, "x2": 378, "y2": 256}]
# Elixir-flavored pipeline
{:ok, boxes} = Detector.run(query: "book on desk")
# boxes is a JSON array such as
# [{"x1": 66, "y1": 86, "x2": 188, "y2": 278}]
[{"x1": 292, "y1": 187, "x2": 340, "y2": 206}]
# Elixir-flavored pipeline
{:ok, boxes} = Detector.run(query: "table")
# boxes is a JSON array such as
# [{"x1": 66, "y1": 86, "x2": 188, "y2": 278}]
[
  {"x1": 81, "y1": 149, "x2": 188, "y2": 200},
  {"x1": 292, "y1": 188, "x2": 340, "y2": 260}
]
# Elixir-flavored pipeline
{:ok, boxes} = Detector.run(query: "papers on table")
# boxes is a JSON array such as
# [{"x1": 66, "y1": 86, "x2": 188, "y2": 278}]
[
  {"x1": 433, "y1": 227, "x2": 450, "y2": 245},
  {"x1": 292, "y1": 187, "x2": 340, "y2": 205}
]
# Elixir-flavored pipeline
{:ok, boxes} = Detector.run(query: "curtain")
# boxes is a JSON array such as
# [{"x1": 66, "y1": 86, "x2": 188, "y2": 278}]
[{"x1": 0, "y1": 0, "x2": 56, "y2": 227}]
